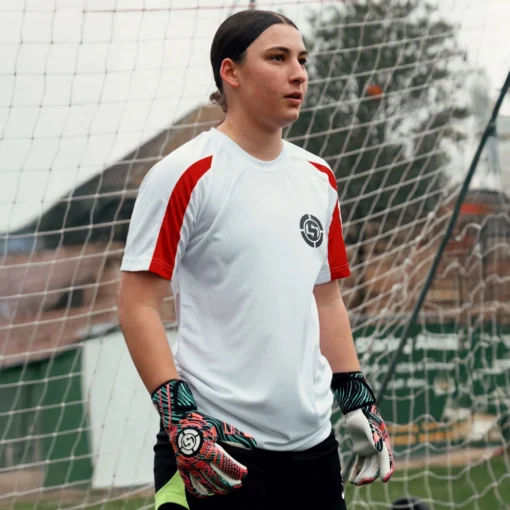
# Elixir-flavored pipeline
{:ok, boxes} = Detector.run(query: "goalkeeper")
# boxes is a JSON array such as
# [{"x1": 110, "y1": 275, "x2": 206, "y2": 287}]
[{"x1": 118, "y1": 9, "x2": 394, "y2": 510}]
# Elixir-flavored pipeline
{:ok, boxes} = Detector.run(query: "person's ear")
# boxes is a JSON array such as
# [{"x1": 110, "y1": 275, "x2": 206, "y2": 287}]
[{"x1": 220, "y1": 58, "x2": 240, "y2": 90}]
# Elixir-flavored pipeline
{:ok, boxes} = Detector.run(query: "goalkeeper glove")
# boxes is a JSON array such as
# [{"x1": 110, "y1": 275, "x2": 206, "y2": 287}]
[
  {"x1": 332, "y1": 371, "x2": 394, "y2": 486},
  {"x1": 152, "y1": 379, "x2": 257, "y2": 498}
]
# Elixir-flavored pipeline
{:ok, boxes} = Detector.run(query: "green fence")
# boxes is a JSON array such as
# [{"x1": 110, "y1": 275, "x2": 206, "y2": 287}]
[
  {"x1": 0, "y1": 348, "x2": 93, "y2": 487},
  {"x1": 333, "y1": 322, "x2": 510, "y2": 455}
]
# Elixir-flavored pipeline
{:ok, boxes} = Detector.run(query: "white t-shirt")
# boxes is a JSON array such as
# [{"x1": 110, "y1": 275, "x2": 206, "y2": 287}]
[{"x1": 121, "y1": 128, "x2": 350, "y2": 451}]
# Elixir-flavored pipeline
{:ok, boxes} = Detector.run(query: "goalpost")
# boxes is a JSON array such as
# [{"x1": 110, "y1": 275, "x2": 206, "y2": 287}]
[{"x1": 1, "y1": 1, "x2": 509, "y2": 508}]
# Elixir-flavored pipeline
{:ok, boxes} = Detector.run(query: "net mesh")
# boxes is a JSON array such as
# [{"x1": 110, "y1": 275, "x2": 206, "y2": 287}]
[{"x1": 1, "y1": 0, "x2": 509, "y2": 508}]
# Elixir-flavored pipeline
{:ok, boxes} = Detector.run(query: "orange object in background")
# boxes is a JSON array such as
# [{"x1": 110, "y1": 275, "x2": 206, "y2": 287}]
[
  {"x1": 459, "y1": 202, "x2": 494, "y2": 215},
  {"x1": 366, "y1": 83, "x2": 383, "y2": 97}
]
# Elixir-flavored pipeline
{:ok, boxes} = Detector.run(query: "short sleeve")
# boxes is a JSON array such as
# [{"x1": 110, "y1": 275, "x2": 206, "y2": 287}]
[
  {"x1": 313, "y1": 164, "x2": 350, "y2": 285},
  {"x1": 121, "y1": 155, "x2": 213, "y2": 280}
]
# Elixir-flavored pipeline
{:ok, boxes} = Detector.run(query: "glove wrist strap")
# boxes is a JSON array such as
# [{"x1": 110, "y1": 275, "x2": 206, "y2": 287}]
[
  {"x1": 151, "y1": 379, "x2": 197, "y2": 431},
  {"x1": 331, "y1": 371, "x2": 376, "y2": 415}
]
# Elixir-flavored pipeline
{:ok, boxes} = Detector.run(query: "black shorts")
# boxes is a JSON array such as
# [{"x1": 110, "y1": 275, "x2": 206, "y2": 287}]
[{"x1": 153, "y1": 423, "x2": 347, "y2": 510}]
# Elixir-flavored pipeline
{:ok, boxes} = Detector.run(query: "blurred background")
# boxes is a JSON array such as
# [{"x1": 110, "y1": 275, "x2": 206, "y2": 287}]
[{"x1": 0, "y1": 1, "x2": 509, "y2": 508}]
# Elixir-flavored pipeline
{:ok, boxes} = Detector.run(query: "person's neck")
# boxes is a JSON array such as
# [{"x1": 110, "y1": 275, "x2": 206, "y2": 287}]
[{"x1": 216, "y1": 115, "x2": 284, "y2": 162}]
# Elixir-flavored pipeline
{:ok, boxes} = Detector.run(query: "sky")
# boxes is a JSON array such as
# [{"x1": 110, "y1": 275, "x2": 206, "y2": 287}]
[{"x1": 0, "y1": 0, "x2": 509, "y2": 232}]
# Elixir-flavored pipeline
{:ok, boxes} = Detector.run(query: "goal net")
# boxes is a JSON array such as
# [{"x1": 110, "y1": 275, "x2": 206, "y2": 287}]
[{"x1": 1, "y1": 0, "x2": 509, "y2": 509}]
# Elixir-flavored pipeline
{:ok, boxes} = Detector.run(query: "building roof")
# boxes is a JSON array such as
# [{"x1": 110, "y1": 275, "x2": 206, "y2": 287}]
[{"x1": 2, "y1": 104, "x2": 225, "y2": 253}]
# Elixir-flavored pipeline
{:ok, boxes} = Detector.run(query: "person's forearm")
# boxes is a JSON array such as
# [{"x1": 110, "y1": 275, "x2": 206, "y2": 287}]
[
  {"x1": 317, "y1": 291, "x2": 361, "y2": 373},
  {"x1": 119, "y1": 303, "x2": 179, "y2": 394}
]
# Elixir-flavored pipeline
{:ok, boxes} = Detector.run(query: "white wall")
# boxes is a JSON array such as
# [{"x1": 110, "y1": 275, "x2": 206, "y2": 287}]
[{"x1": 81, "y1": 328, "x2": 178, "y2": 489}]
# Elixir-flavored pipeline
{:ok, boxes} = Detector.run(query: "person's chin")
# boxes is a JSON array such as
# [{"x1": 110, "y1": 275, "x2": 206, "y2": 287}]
[{"x1": 279, "y1": 108, "x2": 301, "y2": 126}]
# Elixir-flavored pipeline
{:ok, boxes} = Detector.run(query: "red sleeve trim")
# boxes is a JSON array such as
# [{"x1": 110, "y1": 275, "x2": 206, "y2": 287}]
[
  {"x1": 327, "y1": 202, "x2": 350, "y2": 279},
  {"x1": 149, "y1": 155, "x2": 213, "y2": 279},
  {"x1": 309, "y1": 161, "x2": 350, "y2": 280},
  {"x1": 308, "y1": 161, "x2": 337, "y2": 191},
  {"x1": 330, "y1": 264, "x2": 351, "y2": 280}
]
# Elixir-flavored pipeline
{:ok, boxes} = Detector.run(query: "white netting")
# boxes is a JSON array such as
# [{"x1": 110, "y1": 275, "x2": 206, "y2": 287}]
[{"x1": 1, "y1": 0, "x2": 509, "y2": 509}]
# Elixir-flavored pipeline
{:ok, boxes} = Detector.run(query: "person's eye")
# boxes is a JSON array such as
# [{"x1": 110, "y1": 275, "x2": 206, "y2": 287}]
[
  {"x1": 270, "y1": 54, "x2": 285, "y2": 62},
  {"x1": 299, "y1": 58, "x2": 308, "y2": 66}
]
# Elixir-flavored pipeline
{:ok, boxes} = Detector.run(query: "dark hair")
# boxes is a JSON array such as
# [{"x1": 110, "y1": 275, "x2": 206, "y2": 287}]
[{"x1": 209, "y1": 10, "x2": 298, "y2": 112}]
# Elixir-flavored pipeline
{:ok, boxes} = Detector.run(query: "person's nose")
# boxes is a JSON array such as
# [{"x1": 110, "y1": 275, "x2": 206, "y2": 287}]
[{"x1": 289, "y1": 59, "x2": 307, "y2": 85}]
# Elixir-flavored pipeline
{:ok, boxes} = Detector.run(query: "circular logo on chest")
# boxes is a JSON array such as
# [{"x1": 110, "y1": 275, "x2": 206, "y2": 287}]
[{"x1": 300, "y1": 214, "x2": 324, "y2": 248}]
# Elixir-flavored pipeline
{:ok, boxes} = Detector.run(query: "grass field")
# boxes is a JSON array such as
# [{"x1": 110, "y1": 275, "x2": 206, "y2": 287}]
[
  {"x1": 346, "y1": 454, "x2": 510, "y2": 509},
  {"x1": 8, "y1": 455, "x2": 510, "y2": 510}
]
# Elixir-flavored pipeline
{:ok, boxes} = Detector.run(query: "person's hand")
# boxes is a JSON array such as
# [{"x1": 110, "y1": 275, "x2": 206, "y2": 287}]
[
  {"x1": 152, "y1": 379, "x2": 257, "y2": 497},
  {"x1": 332, "y1": 372, "x2": 394, "y2": 485}
]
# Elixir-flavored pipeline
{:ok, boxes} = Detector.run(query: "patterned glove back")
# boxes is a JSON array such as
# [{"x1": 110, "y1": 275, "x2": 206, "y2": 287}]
[
  {"x1": 152, "y1": 379, "x2": 257, "y2": 498},
  {"x1": 332, "y1": 372, "x2": 376, "y2": 414}
]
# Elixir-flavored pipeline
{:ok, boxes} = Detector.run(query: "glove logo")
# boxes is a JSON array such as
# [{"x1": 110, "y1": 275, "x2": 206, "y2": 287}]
[
  {"x1": 300, "y1": 214, "x2": 323, "y2": 247},
  {"x1": 177, "y1": 428, "x2": 203, "y2": 456}
]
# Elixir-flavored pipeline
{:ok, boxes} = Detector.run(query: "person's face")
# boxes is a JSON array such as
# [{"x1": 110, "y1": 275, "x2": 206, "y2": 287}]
[{"x1": 222, "y1": 23, "x2": 308, "y2": 129}]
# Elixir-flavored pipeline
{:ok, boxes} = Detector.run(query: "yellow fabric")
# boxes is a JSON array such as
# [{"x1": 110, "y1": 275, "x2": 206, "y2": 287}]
[{"x1": 155, "y1": 471, "x2": 189, "y2": 510}]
